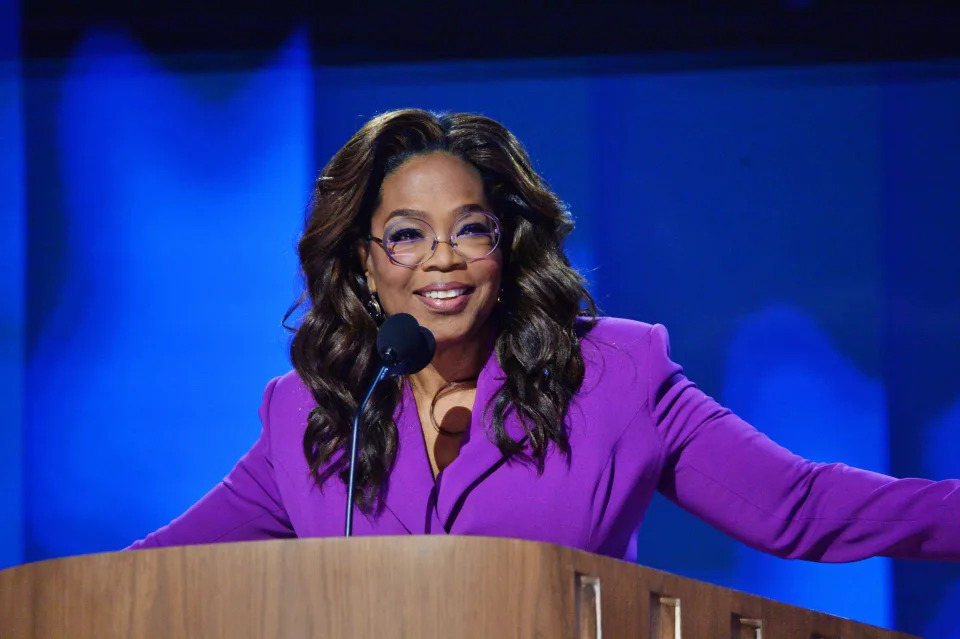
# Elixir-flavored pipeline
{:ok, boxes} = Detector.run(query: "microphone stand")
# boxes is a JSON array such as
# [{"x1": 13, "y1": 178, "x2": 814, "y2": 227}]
[
  {"x1": 344, "y1": 364, "x2": 389, "y2": 537},
  {"x1": 342, "y1": 313, "x2": 433, "y2": 537}
]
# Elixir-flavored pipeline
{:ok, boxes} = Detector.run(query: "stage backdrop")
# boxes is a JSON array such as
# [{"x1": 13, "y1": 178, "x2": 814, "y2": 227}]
[
  {"x1": 6, "y1": 26, "x2": 960, "y2": 638},
  {"x1": 0, "y1": 0, "x2": 25, "y2": 574}
]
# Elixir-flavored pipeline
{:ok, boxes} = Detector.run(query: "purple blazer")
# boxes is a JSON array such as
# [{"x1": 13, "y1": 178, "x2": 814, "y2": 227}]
[{"x1": 129, "y1": 318, "x2": 960, "y2": 562}]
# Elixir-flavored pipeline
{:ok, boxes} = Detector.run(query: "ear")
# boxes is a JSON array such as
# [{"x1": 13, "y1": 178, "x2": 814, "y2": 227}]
[{"x1": 355, "y1": 240, "x2": 377, "y2": 295}]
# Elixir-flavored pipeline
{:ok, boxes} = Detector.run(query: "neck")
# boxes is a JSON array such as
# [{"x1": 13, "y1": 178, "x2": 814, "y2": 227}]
[{"x1": 408, "y1": 329, "x2": 492, "y2": 400}]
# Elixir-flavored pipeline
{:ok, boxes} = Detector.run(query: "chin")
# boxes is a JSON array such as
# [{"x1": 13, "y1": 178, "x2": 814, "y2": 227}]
[
  {"x1": 418, "y1": 313, "x2": 492, "y2": 349},
  {"x1": 420, "y1": 321, "x2": 473, "y2": 347}
]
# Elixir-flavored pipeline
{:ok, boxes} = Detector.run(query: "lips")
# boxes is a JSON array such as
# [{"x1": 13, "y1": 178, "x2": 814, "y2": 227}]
[
  {"x1": 414, "y1": 282, "x2": 474, "y2": 296},
  {"x1": 414, "y1": 282, "x2": 476, "y2": 313},
  {"x1": 421, "y1": 288, "x2": 469, "y2": 300}
]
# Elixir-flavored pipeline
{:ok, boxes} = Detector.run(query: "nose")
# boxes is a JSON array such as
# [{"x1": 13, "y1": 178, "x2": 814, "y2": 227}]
[{"x1": 423, "y1": 238, "x2": 466, "y2": 270}]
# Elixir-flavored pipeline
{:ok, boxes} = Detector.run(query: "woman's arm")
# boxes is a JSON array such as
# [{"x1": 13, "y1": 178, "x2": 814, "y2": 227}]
[
  {"x1": 648, "y1": 323, "x2": 960, "y2": 562},
  {"x1": 126, "y1": 377, "x2": 295, "y2": 549}
]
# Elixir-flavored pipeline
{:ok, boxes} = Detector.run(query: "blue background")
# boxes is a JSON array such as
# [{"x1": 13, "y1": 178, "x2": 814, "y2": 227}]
[{"x1": 4, "y1": 18, "x2": 960, "y2": 638}]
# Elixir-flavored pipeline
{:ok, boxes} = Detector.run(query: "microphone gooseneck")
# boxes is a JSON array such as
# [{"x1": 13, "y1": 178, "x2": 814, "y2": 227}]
[
  {"x1": 344, "y1": 313, "x2": 435, "y2": 536},
  {"x1": 344, "y1": 366, "x2": 388, "y2": 536}
]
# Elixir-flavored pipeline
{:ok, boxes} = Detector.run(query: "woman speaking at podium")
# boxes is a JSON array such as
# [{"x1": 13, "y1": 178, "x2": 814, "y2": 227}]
[{"x1": 129, "y1": 109, "x2": 959, "y2": 563}]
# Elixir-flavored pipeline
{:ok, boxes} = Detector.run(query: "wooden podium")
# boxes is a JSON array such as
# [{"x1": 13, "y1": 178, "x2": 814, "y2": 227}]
[{"x1": 0, "y1": 536, "x2": 919, "y2": 638}]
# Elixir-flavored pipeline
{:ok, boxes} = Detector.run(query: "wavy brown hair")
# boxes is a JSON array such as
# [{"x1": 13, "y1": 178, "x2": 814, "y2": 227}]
[{"x1": 287, "y1": 109, "x2": 597, "y2": 511}]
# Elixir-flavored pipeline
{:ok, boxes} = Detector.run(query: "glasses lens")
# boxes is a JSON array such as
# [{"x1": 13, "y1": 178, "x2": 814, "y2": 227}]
[
  {"x1": 453, "y1": 212, "x2": 500, "y2": 259},
  {"x1": 383, "y1": 217, "x2": 432, "y2": 266}
]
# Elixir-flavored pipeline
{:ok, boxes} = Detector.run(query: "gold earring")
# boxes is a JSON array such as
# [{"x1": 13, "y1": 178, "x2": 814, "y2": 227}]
[{"x1": 366, "y1": 293, "x2": 385, "y2": 323}]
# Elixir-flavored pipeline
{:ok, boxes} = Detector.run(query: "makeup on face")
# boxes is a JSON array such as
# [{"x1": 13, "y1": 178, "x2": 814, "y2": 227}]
[{"x1": 364, "y1": 153, "x2": 503, "y2": 348}]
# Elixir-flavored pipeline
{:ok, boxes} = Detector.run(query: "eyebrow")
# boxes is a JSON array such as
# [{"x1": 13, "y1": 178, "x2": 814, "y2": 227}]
[{"x1": 384, "y1": 203, "x2": 487, "y2": 223}]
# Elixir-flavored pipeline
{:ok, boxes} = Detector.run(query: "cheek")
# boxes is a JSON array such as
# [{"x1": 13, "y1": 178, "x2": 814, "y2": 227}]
[
  {"x1": 472, "y1": 259, "x2": 503, "y2": 296},
  {"x1": 370, "y1": 255, "x2": 412, "y2": 299}
]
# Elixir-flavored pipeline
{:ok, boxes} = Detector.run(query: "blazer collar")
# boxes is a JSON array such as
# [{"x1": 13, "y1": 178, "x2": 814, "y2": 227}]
[
  {"x1": 434, "y1": 350, "x2": 528, "y2": 530},
  {"x1": 381, "y1": 348, "x2": 528, "y2": 534},
  {"x1": 380, "y1": 383, "x2": 443, "y2": 534}
]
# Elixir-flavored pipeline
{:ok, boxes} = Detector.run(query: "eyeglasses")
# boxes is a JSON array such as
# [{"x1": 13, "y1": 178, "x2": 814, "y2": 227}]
[{"x1": 368, "y1": 211, "x2": 501, "y2": 267}]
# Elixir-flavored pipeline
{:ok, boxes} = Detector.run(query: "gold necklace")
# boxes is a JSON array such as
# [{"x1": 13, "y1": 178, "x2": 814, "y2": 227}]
[{"x1": 437, "y1": 425, "x2": 467, "y2": 437}]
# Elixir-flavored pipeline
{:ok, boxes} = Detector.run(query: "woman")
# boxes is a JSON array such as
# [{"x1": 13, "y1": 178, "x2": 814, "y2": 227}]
[{"x1": 129, "y1": 109, "x2": 959, "y2": 562}]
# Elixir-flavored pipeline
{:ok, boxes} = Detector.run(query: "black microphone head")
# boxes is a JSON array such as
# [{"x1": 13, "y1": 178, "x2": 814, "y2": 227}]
[
  {"x1": 376, "y1": 313, "x2": 435, "y2": 375},
  {"x1": 406, "y1": 325, "x2": 435, "y2": 374}
]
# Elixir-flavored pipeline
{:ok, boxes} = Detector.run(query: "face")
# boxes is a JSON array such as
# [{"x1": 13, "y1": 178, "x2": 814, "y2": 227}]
[{"x1": 361, "y1": 152, "x2": 503, "y2": 349}]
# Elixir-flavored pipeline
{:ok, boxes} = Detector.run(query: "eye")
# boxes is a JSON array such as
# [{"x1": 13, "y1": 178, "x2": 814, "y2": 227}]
[
  {"x1": 455, "y1": 222, "x2": 494, "y2": 237},
  {"x1": 387, "y1": 227, "x2": 426, "y2": 244}
]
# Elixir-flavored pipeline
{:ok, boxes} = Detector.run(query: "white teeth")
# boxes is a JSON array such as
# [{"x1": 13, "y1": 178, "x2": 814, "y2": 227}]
[{"x1": 423, "y1": 289, "x2": 466, "y2": 300}]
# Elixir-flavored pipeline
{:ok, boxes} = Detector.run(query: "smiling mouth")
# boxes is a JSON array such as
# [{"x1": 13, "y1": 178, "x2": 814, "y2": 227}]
[{"x1": 418, "y1": 288, "x2": 473, "y2": 300}]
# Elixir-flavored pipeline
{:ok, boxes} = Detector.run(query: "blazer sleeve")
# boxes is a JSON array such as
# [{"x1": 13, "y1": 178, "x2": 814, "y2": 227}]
[
  {"x1": 126, "y1": 377, "x2": 295, "y2": 549},
  {"x1": 648, "y1": 323, "x2": 960, "y2": 562}
]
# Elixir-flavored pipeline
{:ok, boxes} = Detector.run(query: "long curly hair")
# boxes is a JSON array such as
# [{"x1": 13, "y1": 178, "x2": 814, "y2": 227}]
[{"x1": 287, "y1": 109, "x2": 597, "y2": 511}]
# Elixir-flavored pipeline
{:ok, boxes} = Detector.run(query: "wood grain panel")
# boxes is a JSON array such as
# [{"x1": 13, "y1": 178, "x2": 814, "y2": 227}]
[{"x1": 0, "y1": 537, "x2": 921, "y2": 639}]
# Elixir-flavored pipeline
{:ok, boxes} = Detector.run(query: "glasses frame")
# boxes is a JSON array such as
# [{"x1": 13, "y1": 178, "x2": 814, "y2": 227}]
[{"x1": 367, "y1": 210, "x2": 502, "y2": 268}]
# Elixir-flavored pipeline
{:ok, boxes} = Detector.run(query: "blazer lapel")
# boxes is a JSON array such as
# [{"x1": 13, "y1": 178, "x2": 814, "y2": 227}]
[
  {"x1": 434, "y1": 351, "x2": 528, "y2": 531},
  {"x1": 380, "y1": 382, "x2": 445, "y2": 534}
]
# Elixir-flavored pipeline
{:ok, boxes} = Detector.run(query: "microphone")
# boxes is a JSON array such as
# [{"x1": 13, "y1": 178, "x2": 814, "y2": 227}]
[
  {"x1": 344, "y1": 313, "x2": 435, "y2": 536},
  {"x1": 376, "y1": 313, "x2": 436, "y2": 375}
]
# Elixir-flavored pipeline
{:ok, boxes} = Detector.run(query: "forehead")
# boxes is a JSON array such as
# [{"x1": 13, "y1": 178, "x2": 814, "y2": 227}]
[{"x1": 375, "y1": 153, "x2": 487, "y2": 221}]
